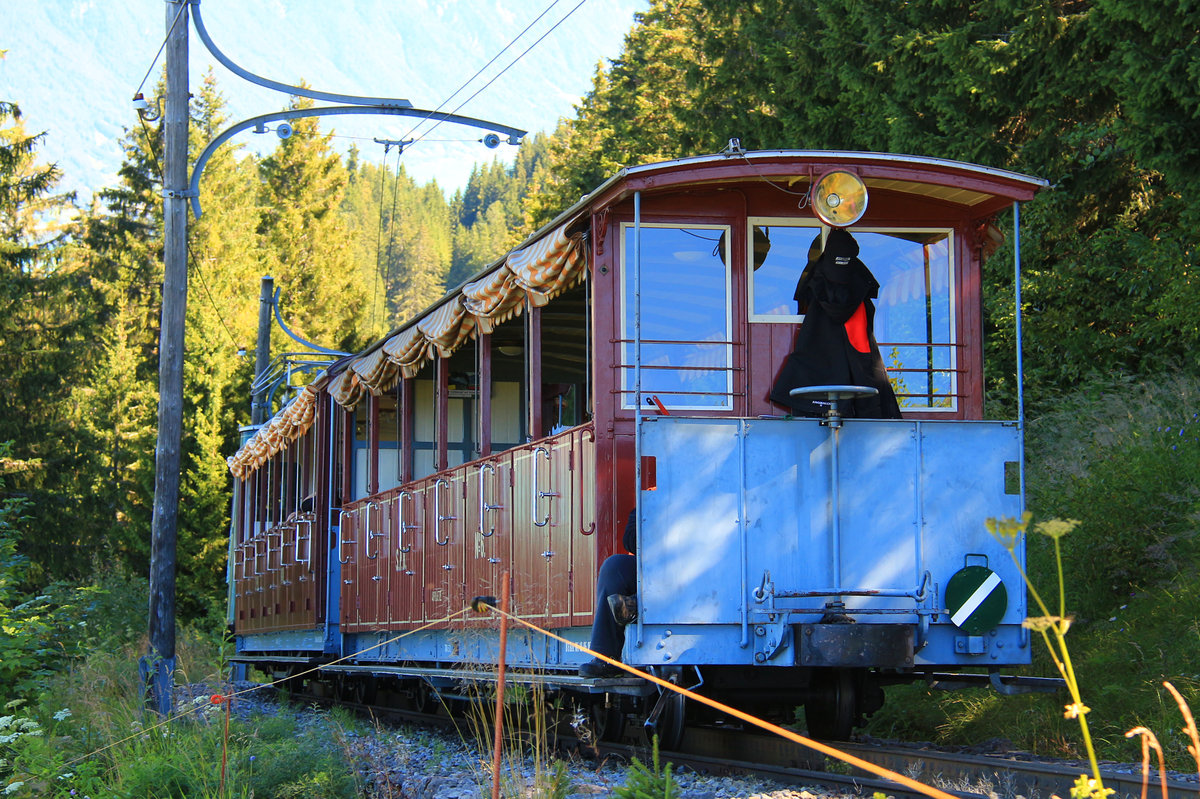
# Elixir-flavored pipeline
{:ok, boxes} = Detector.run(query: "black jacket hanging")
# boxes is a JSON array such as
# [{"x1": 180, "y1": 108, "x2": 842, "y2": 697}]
[{"x1": 768, "y1": 228, "x2": 902, "y2": 419}]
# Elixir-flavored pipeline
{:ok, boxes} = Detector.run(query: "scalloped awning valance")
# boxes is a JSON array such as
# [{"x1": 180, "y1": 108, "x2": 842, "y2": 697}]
[{"x1": 228, "y1": 222, "x2": 586, "y2": 477}]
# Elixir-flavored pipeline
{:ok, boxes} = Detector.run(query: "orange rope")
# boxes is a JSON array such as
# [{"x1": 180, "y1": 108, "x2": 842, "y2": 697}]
[{"x1": 490, "y1": 606, "x2": 962, "y2": 799}]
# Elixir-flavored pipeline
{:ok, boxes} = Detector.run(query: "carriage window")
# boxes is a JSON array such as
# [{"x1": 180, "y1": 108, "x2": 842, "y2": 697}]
[
  {"x1": 863, "y1": 229, "x2": 956, "y2": 411},
  {"x1": 376, "y1": 393, "x2": 400, "y2": 490},
  {"x1": 621, "y1": 223, "x2": 732, "y2": 410},
  {"x1": 748, "y1": 222, "x2": 956, "y2": 410},
  {"x1": 747, "y1": 220, "x2": 822, "y2": 322},
  {"x1": 411, "y1": 364, "x2": 437, "y2": 479},
  {"x1": 445, "y1": 342, "x2": 478, "y2": 467}
]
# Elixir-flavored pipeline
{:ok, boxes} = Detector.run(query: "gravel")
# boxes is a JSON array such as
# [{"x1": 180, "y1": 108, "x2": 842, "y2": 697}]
[{"x1": 179, "y1": 681, "x2": 838, "y2": 799}]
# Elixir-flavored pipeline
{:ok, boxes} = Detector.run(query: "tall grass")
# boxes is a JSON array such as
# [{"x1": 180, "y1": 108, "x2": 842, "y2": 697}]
[{"x1": 0, "y1": 607, "x2": 367, "y2": 798}]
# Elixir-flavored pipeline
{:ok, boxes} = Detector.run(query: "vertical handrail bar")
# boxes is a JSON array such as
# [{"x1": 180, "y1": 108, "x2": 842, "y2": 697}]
[
  {"x1": 397, "y1": 491, "x2": 414, "y2": 553},
  {"x1": 633, "y1": 191, "x2": 644, "y2": 647},
  {"x1": 337, "y1": 509, "x2": 354, "y2": 564},
  {"x1": 1013, "y1": 201, "x2": 1026, "y2": 507},
  {"x1": 531, "y1": 447, "x2": 557, "y2": 527},
  {"x1": 434, "y1": 478, "x2": 454, "y2": 545},
  {"x1": 365, "y1": 501, "x2": 382, "y2": 559},
  {"x1": 479, "y1": 462, "x2": 498, "y2": 537}
]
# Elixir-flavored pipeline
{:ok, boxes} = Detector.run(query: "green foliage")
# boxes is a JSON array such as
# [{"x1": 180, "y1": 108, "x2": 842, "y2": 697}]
[
  {"x1": 530, "y1": 0, "x2": 1200, "y2": 400},
  {"x1": 2, "y1": 630, "x2": 360, "y2": 798},
  {"x1": 1026, "y1": 372, "x2": 1200, "y2": 619},
  {"x1": 614, "y1": 737, "x2": 678, "y2": 799}
]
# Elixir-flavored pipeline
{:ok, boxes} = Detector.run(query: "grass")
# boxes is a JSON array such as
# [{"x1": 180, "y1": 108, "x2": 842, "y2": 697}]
[{"x1": 0, "y1": 624, "x2": 369, "y2": 798}]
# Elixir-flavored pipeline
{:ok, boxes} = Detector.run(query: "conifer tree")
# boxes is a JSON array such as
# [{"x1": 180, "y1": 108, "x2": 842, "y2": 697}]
[
  {"x1": 0, "y1": 96, "x2": 95, "y2": 582},
  {"x1": 259, "y1": 91, "x2": 367, "y2": 354}
]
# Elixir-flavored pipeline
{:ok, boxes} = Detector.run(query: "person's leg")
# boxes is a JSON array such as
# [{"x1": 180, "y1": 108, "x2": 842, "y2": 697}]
[{"x1": 579, "y1": 554, "x2": 635, "y2": 677}]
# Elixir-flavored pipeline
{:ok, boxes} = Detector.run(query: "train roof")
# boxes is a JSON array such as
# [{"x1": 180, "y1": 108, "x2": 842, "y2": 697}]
[{"x1": 228, "y1": 150, "x2": 1047, "y2": 475}]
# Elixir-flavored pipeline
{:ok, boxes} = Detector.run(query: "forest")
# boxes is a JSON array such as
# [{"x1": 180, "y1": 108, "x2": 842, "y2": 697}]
[{"x1": 1, "y1": 0, "x2": 1198, "y2": 763}]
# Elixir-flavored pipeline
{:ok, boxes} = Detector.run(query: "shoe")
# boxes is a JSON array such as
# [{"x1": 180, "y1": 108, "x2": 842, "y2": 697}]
[
  {"x1": 607, "y1": 593, "x2": 638, "y2": 625},
  {"x1": 579, "y1": 658, "x2": 623, "y2": 679}
]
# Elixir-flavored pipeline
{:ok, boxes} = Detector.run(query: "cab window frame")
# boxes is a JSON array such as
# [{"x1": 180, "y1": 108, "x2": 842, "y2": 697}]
[{"x1": 618, "y1": 220, "x2": 734, "y2": 413}]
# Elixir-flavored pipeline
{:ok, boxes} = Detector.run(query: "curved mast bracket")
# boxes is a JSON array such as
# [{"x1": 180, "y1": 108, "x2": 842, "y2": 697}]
[{"x1": 185, "y1": 0, "x2": 527, "y2": 218}]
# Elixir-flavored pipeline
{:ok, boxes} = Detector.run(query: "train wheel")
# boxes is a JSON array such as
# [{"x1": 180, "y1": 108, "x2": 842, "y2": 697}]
[
  {"x1": 351, "y1": 677, "x2": 377, "y2": 706},
  {"x1": 806, "y1": 669, "x2": 857, "y2": 741},
  {"x1": 641, "y1": 668, "x2": 686, "y2": 751},
  {"x1": 412, "y1": 679, "x2": 436, "y2": 714},
  {"x1": 589, "y1": 696, "x2": 625, "y2": 743}
]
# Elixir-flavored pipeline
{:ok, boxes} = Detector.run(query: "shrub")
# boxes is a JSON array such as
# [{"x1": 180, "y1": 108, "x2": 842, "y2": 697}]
[{"x1": 1026, "y1": 371, "x2": 1200, "y2": 620}]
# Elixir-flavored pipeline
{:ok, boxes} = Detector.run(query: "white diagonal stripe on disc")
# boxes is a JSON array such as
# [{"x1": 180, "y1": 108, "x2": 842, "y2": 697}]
[{"x1": 951, "y1": 571, "x2": 1002, "y2": 628}]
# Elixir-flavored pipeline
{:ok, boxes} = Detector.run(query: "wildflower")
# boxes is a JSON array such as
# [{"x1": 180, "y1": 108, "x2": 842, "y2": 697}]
[
  {"x1": 1069, "y1": 774, "x2": 1114, "y2": 799},
  {"x1": 1064, "y1": 702, "x2": 1091, "y2": 719},
  {"x1": 1034, "y1": 518, "x2": 1081, "y2": 541},
  {"x1": 1023, "y1": 615, "x2": 1071, "y2": 633},
  {"x1": 985, "y1": 512, "x2": 1032, "y2": 550},
  {"x1": 210, "y1": 694, "x2": 225, "y2": 705},
  {"x1": 5, "y1": 782, "x2": 25, "y2": 795},
  {"x1": 0, "y1": 716, "x2": 11, "y2": 730},
  {"x1": 53, "y1": 708, "x2": 71, "y2": 722}
]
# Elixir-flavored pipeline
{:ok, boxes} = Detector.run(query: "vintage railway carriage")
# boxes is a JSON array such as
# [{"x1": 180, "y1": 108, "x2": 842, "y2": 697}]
[{"x1": 226, "y1": 150, "x2": 1048, "y2": 739}]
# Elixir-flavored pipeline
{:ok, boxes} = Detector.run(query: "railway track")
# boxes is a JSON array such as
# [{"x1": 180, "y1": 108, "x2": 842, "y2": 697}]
[{"x1": 288, "y1": 681, "x2": 1197, "y2": 799}]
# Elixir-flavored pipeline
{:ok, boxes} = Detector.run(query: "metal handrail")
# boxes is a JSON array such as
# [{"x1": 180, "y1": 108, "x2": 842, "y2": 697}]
[
  {"x1": 531, "y1": 446, "x2": 560, "y2": 528},
  {"x1": 337, "y1": 509, "x2": 355, "y2": 565},
  {"x1": 397, "y1": 491, "x2": 415, "y2": 553},
  {"x1": 478, "y1": 463, "x2": 500, "y2": 537},
  {"x1": 365, "y1": 501, "x2": 383, "y2": 559},
  {"x1": 434, "y1": 479, "x2": 455, "y2": 546}
]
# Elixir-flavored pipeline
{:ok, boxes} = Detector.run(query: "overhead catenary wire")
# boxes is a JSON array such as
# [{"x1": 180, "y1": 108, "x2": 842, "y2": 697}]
[
  {"x1": 394, "y1": 0, "x2": 565, "y2": 146},
  {"x1": 133, "y1": 0, "x2": 189, "y2": 100},
  {"x1": 370, "y1": 143, "x2": 392, "y2": 332},
  {"x1": 401, "y1": 0, "x2": 592, "y2": 151}
]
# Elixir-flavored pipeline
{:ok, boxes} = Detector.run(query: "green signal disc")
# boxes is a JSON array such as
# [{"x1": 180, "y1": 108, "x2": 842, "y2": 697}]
[{"x1": 945, "y1": 565, "x2": 1007, "y2": 635}]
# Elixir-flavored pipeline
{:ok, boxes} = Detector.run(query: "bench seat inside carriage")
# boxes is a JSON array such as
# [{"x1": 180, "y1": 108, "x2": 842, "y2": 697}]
[{"x1": 224, "y1": 151, "x2": 1055, "y2": 736}]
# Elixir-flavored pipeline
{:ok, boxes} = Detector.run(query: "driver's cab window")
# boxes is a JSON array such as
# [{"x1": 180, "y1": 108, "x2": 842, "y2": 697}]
[
  {"x1": 620, "y1": 222, "x2": 733, "y2": 411},
  {"x1": 748, "y1": 220, "x2": 957, "y2": 411}
]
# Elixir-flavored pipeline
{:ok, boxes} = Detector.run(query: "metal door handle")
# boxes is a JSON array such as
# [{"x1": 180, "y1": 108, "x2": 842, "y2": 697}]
[
  {"x1": 397, "y1": 491, "x2": 415, "y2": 553},
  {"x1": 365, "y1": 501, "x2": 383, "y2": 559},
  {"x1": 337, "y1": 510, "x2": 355, "y2": 565},
  {"x1": 532, "y1": 446, "x2": 558, "y2": 527},
  {"x1": 478, "y1": 462, "x2": 499, "y2": 537},
  {"x1": 434, "y1": 478, "x2": 455, "y2": 545}
]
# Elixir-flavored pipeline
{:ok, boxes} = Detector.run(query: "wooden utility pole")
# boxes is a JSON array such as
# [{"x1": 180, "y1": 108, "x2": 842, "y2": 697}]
[
  {"x1": 146, "y1": 0, "x2": 189, "y2": 716},
  {"x1": 251, "y1": 276, "x2": 275, "y2": 425}
]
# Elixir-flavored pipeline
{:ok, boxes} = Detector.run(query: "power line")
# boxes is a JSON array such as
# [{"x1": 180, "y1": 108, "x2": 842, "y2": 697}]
[
  {"x1": 396, "y1": 0, "x2": 565, "y2": 145},
  {"x1": 134, "y1": 0, "x2": 189, "y2": 100},
  {"x1": 417, "y1": 0, "x2": 595, "y2": 147}
]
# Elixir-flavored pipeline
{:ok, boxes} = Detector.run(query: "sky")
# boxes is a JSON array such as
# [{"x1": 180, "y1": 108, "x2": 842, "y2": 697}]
[{"x1": 0, "y1": 0, "x2": 648, "y2": 203}]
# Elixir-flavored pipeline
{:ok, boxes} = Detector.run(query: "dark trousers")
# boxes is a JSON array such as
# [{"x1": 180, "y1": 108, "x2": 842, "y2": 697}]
[{"x1": 589, "y1": 554, "x2": 636, "y2": 659}]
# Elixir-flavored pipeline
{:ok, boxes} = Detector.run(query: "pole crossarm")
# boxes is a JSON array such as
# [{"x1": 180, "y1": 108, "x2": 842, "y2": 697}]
[
  {"x1": 188, "y1": 106, "x2": 526, "y2": 217},
  {"x1": 189, "y1": 0, "x2": 413, "y2": 109}
]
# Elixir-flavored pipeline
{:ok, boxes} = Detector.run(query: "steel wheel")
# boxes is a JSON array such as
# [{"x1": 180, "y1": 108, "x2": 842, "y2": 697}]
[{"x1": 806, "y1": 668, "x2": 857, "y2": 740}]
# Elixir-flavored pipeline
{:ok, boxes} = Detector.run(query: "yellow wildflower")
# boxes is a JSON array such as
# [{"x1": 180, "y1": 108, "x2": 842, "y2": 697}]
[
  {"x1": 1035, "y1": 518, "x2": 1082, "y2": 541},
  {"x1": 1064, "y1": 702, "x2": 1091, "y2": 719}
]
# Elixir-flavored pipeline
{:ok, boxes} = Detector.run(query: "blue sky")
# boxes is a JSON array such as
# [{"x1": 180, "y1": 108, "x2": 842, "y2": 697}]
[{"x1": 1, "y1": 0, "x2": 647, "y2": 201}]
